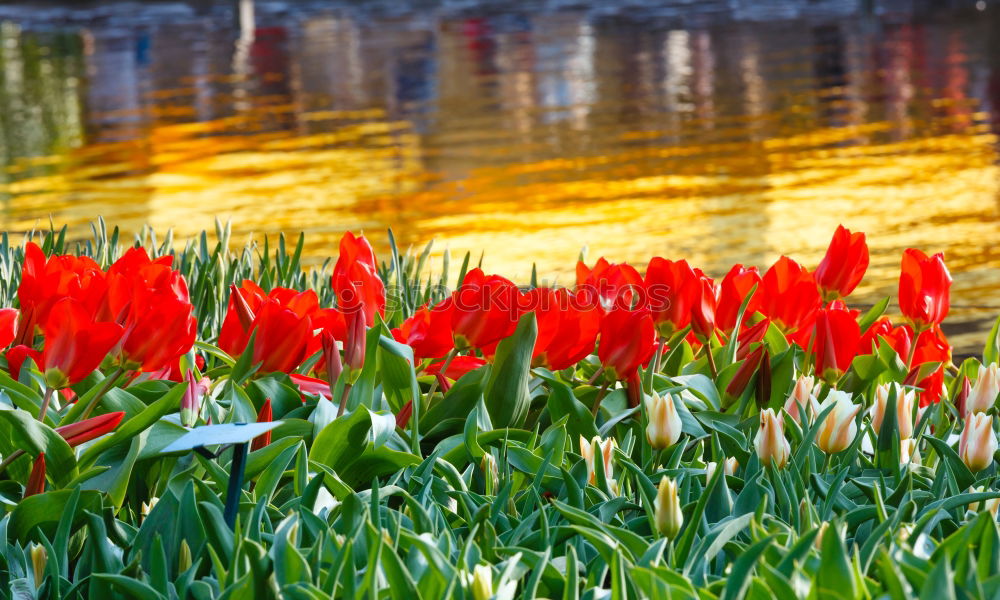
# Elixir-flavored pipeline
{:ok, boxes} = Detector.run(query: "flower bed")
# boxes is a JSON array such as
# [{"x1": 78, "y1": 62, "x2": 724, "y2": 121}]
[{"x1": 0, "y1": 222, "x2": 997, "y2": 599}]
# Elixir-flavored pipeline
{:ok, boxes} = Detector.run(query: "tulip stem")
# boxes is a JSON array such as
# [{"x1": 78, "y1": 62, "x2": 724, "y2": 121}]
[
  {"x1": 587, "y1": 367, "x2": 605, "y2": 386},
  {"x1": 0, "y1": 449, "x2": 25, "y2": 477},
  {"x1": 591, "y1": 382, "x2": 610, "y2": 418},
  {"x1": 652, "y1": 337, "x2": 666, "y2": 375},
  {"x1": 37, "y1": 388, "x2": 54, "y2": 423},
  {"x1": 337, "y1": 383, "x2": 353, "y2": 418},
  {"x1": 78, "y1": 367, "x2": 127, "y2": 422},
  {"x1": 904, "y1": 325, "x2": 926, "y2": 372},
  {"x1": 703, "y1": 345, "x2": 718, "y2": 379},
  {"x1": 425, "y1": 348, "x2": 458, "y2": 402}
]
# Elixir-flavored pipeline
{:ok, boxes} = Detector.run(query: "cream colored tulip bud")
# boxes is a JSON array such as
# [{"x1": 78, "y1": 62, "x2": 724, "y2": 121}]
[
  {"x1": 30, "y1": 543, "x2": 46, "y2": 588},
  {"x1": 654, "y1": 477, "x2": 684, "y2": 539},
  {"x1": 816, "y1": 391, "x2": 861, "y2": 454},
  {"x1": 900, "y1": 438, "x2": 921, "y2": 466},
  {"x1": 971, "y1": 486, "x2": 1000, "y2": 517},
  {"x1": 470, "y1": 564, "x2": 493, "y2": 600},
  {"x1": 141, "y1": 497, "x2": 159, "y2": 519},
  {"x1": 755, "y1": 409, "x2": 790, "y2": 468},
  {"x1": 481, "y1": 453, "x2": 499, "y2": 496},
  {"x1": 580, "y1": 435, "x2": 615, "y2": 486},
  {"x1": 872, "y1": 383, "x2": 916, "y2": 440},
  {"x1": 968, "y1": 363, "x2": 1000, "y2": 416},
  {"x1": 960, "y1": 413, "x2": 998, "y2": 473},
  {"x1": 784, "y1": 375, "x2": 820, "y2": 425},
  {"x1": 705, "y1": 458, "x2": 738, "y2": 481},
  {"x1": 645, "y1": 391, "x2": 683, "y2": 449}
]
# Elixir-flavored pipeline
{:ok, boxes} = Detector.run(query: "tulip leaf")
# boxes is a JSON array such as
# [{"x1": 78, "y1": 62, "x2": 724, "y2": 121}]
[
  {"x1": 376, "y1": 334, "x2": 420, "y2": 416},
  {"x1": 9, "y1": 488, "x2": 103, "y2": 542},
  {"x1": 309, "y1": 407, "x2": 420, "y2": 489},
  {"x1": 484, "y1": 313, "x2": 537, "y2": 429},
  {"x1": 923, "y1": 435, "x2": 975, "y2": 491},
  {"x1": 985, "y1": 314, "x2": 1000, "y2": 366},
  {"x1": 0, "y1": 408, "x2": 76, "y2": 487},
  {"x1": 544, "y1": 377, "x2": 598, "y2": 441},
  {"x1": 858, "y1": 297, "x2": 890, "y2": 334}
]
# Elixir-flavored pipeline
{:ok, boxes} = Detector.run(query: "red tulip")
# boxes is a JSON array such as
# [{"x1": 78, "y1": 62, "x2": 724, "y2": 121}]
[
  {"x1": 392, "y1": 302, "x2": 454, "y2": 362},
  {"x1": 643, "y1": 258, "x2": 699, "y2": 337},
  {"x1": 814, "y1": 225, "x2": 869, "y2": 301},
  {"x1": 857, "y1": 316, "x2": 892, "y2": 355},
  {"x1": 915, "y1": 368, "x2": 944, "y2": 407},
  {"x1": 6, "y1": 344, "x2": 41, "y2": 379},
  {"x1": 716, "y1": 264, "x2": 762, "y2": 332},
  {"x1": 219, "y1": 282, "x2": 319, "y2": 374},
  {"x1": 18, "y1": 242, "x2": 107, "y2": 325},
  {"x1": 24, "y1": 453, "x2": 45, "y2": 498},
  {"x1": 898, "y1": 249, "x2": 951, "y2": 327},
  {"x1": 690, "y1": 277, "x2": 718, "y2": 342},
  {"x1": 736, "y1": 319, "x2": 770, "y2": 361},
  {"x1": 814, "y1": 306, "x2": 861, "y2": 381},
  {"x1": 332, "y1": 232, "x2": 385, "y2": 327},
  {"x1": 449, "y1": 269, "x2": 524, "y2": 351},
  {"x1": 342, "y1": 308, "x2": 367, "y2": 383},
  {"x1": 290, "y1": 373, "x2": 334, "y2": 401},
  {"x1": 577, "y1": 258, "x2": 643, "y2": 312},
  {"x1": 40, "y1": 298, "x2": 123, "y2": 389},
  {"x1": 251, "y1": 399, "x2": 272, "y2": 452},
  {"x1": 530, "y1": 287, "x2": 599, "y2": 370},
  {"x1": 0, "y1": 308, "x2": 18, "y2": 350},
  {"x1": 760, "y1": 256, "x2": 821, "y2": 335},
  {"x1": 597, "y1": 307, "x2": 657, "y2": 380},
  {"x1": 318, "y1": 330, "x2": 343, "y2": 390},
  {"x1": 55, "y1": 411, "x2": 125, "y2": 447},
  {"x1": 427, "y1": 355, "x2": 487, "y2": 381}
]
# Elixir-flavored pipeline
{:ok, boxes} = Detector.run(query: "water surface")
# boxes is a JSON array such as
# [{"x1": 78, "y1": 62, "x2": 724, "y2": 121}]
[{"x1": 0, "y1": 1, "x2": 998, "y2": 350}]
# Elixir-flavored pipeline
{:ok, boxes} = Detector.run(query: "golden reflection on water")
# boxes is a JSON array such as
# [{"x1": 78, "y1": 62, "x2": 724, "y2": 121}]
[{"x1": 0, "y1": 6, "x2": 998, "y2": 349}]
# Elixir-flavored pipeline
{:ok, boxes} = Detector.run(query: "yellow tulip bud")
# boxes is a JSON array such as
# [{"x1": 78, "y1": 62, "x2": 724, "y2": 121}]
[
  {"x1": 470, "y1": 564, "x2": 493, "y2": 600},
  {"x1": 30, "y1": 543, "x2": 46, "y2": 589}
]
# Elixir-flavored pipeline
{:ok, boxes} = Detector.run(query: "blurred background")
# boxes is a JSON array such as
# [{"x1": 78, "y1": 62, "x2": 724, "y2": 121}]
[{"x1": 0, "y1": 0, "x2": 997, "y2": 350}]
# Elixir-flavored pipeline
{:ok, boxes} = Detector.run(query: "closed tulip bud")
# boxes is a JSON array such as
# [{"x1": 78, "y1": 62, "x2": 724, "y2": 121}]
[
  {"x1": 705, "y1": 457, "x2": 738, "y2": 481},
  {"x1": 30, "y1": 543, "x2": 46, "y2": 588},
  {"x1": 180, "y1": 370, "x2": 202, "y2": 428},
  {"x1": 178, "y1": 539, "x2": 192, "y2": 573},
  {"x1": 959, "y1": 413, "x2": 997, "y2": 473},
  {"x1": 871, "y1": 383, "x2": 916, "y2": 440},
  {"x1": 141, "y1": 497, "x2": 158, "y2": 518},
  {"x1": 900, "y1": 438, "x2": 921, "y2": 466},
  {"x1": 229, "y1": 284, "x2": 256, "y2": 330},
  {"x1": 967, "y1": 363, "x2": 1000, "y2": 416},
  {"x1": 726, "y1": 345, "x2": 765, "y2": 400},
  {"x1": 644, "y1": 391, "x2": 683, "y2": 450},
  {"x1": 783, "y1": 375, "x2": 821, "y2": 425},
  {"x1": 250, "y1": 398, "x2": 272, "y2": 452},
  {"x1": 755, "y1": 408, "x2": 790, "y2": 468},
  {"x1": 654, "y1": 476, "x2": 684, "y2": 539},
  {"x1": 971, "y1": 486, "x2": 1000, "y2": 517},
  {"x1": 580, "y1": 435, "x2": 616, "y2": 487},
  {"x1": 470, "y1": 564, "x2": 493, "y2": 600},
  {"x1": 481, "y1": 453, "x2": 499, "y2": 496},
  {"x1": 24, "y1": 453, "x2": 45, "y2": 498},
  {"x1": 343, "y1": 309, "x2": 366, "y2": 384},
  {"x1": 816, "y1": 391, "x2": 861, "y2": 454},
  {"x1": 55, "y1": 412, "x2": 125, "y2": 447}
]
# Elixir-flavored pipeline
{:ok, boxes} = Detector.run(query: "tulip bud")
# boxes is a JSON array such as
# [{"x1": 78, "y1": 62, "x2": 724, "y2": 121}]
[
  {"x1": 971, "y1": 486, "x2": 1000, "y2": 517},
  {"x1": 726, "y1": 345, "x2": 764, "y2": 401},
  {"x1": 180, "y1": 370, "x2": 202, "y2": 428},
  {"x1": 251, "y1": 398, "x2": 273, "y2": 452},
  {"x1": 736, "y1": 319, "x2": 770, "y2": 361},
  {"x1": 871, "y1": 383, "x2": 916, "y2": 440},
  {"x1": 322, "y1": 331, "x2": 343, "y2": 392},
  {"x1": 754, "y1": 408, "x2": 790, "y2": 468},
  {"x1": 816, "y1": 391, "x2": 860, "y2": 454},
  {"x1": 141, "y1": 497, "x2": 158, "y2": 518},
  {"x1": 654, "y1": 476, "x2": 684, "y2": 539},
  {"x1": 580, "y1": 435, "x2": 615, "y2": 487},
  {"x1": 644, "y1": 391, "x2": 683, "y2": 450},
  {"x1": 900, "y1": 438, "x2": 921, "y2": 466},
  {"x1": 705, "y1": 457, "x2": 738, "y2": 481},
  {"x1": 967, "y1": 363, "x2": 1000, "y2": 416},
  {"x1": 178, "y1": 539, "x2": 192, "y2": 573},
  {"x1": 55, "y1": 412, "x2": 125, "y2": 447},
  {"x1": 229, "y1": 284, "x2": 256, "y2": 331},
  {"x1": 343, "y1": 310, "x2": 366, "y2": 384},
  {"x1": 959, "y1": 413, "x2": 997, "y2": 473},
  {"x1": 481, "y1": 453, "x2": 499, "y2": 496},
  {"x1": 955, "y1": 375, "x2": 972, "y2": 417},
  {"x1": 30, "y1": 543, "x2": 46, "y2": 588},
  {"x1": 784, "y1": 375, "x2": 821, "y2": 425},
  {"x1": 24, "y1": 453, "x2": 45, "y2": 498},
  {"x1": 470, "y1": 564, "x2": 493, "y2": 600}
]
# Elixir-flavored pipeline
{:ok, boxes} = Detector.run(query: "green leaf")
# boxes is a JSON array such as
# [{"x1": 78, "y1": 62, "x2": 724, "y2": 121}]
[
  {"x1": 9, "y1": 488, "x2": 103, "y2": 541},
  {"x1": 309, "y1": 408, "x2": 420, "y2": 489},
  {"x1": 0, "y1": 408, "x2": 76, "y2": 486},
  {"x1": 484, "y1": 313, "x2": 537, "y2": 428}
]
